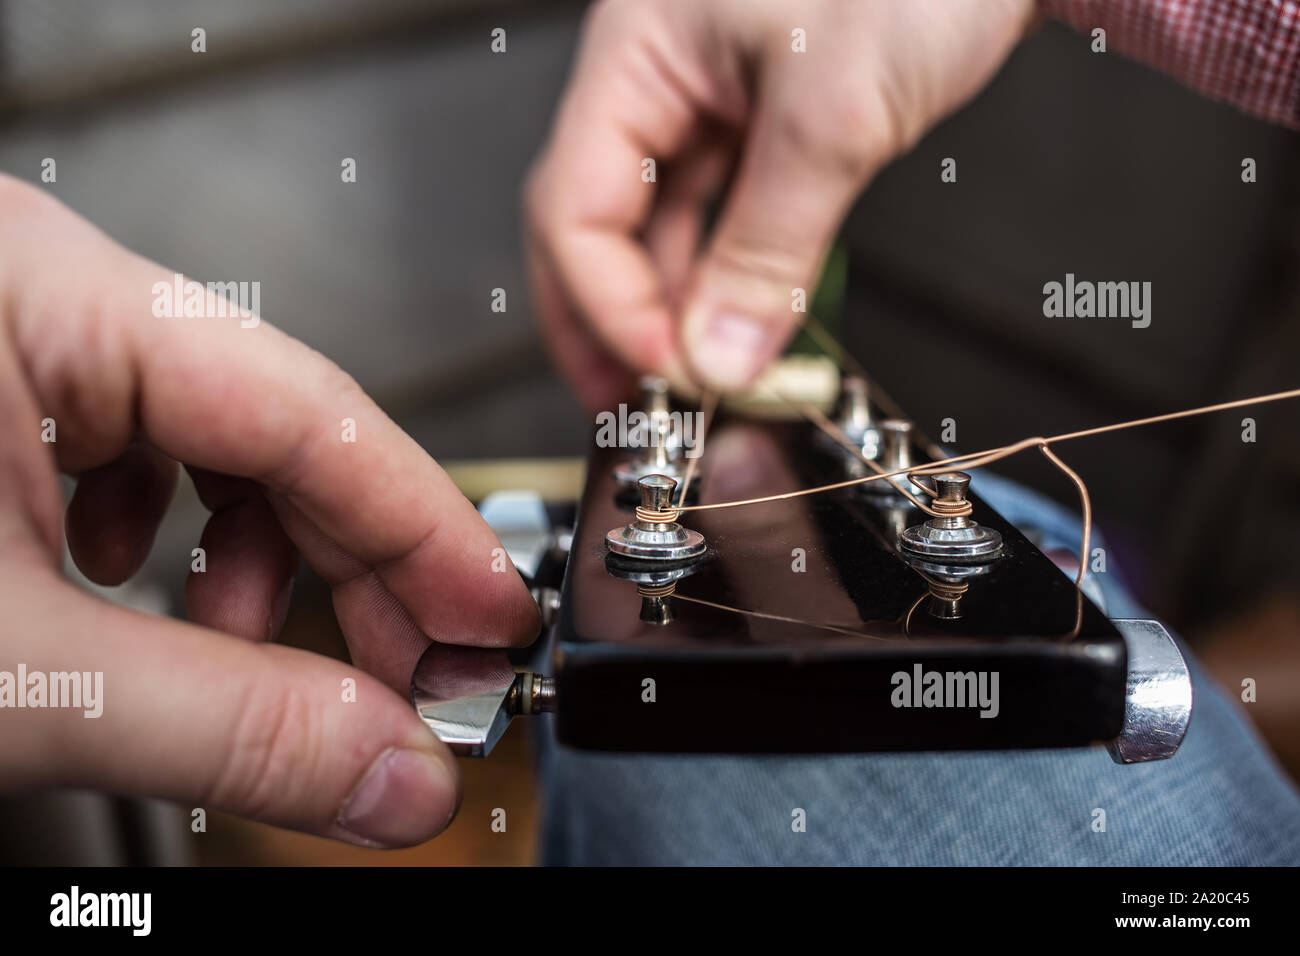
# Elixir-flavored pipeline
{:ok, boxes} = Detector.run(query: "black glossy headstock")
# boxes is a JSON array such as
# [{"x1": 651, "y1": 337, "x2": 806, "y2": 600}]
[{"x1": 551, "y1": 417, "x2": 1127, "y2": 753}]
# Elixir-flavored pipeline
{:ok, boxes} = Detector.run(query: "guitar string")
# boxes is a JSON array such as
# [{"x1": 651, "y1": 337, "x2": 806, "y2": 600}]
[
  {"x1": 777, "y1": 318, "x2": 1089, "y2": 579},
  {"x1": 751, "y1": 383, "x2": 1090, "y2": 633},
  {"x1": 640, "y1": 381, "x2": 1300, "y2": 587},
  {"x1": 638, "y1": 354, "x2": 1094, "y2": 635},
  {"x1": 766, "y1": 387, "x2": 1097, "y2": 586},
  {"x1": 650, "y1": 388, "x2": 907, "y2": 640},
  {"x1": 765, "y1": 386, "x2": 938, "y2": 513},
  {"x1": 644, "y1": 312, "x2": 1020, "y2": 527},
  {"x1": 670, "y1": 593, "x2": 895, "y2": 640},
  {"x1": 667, "y1": 386, "x2": 1300, "y2": 514},
  {"x1": 798, "y1": 315, "x2": 943, "y2": 454},
  {"x1": 742, "y1": 377, "x2": 1093, "y2": 589},
  {"x1": 674, "y1": 389, "x2": 718, "y2": 505},
  {"x1": 630, "y1": 311, "x2": 1295, "y2": 587}
]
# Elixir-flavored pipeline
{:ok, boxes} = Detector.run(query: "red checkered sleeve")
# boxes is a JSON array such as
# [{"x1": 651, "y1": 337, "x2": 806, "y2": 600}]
[{"x1": 1042, "y1": 0, "x2": 1300, "y2": 127}]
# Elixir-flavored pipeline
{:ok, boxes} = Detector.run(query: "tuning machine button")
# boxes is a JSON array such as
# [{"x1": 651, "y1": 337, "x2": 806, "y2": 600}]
[
  {"x1": 606, "y1": 475, "x2": 706, "y2": 562},
  {"x1": 614, "y1": 415, "x2": 681, "y2": 485},
  {"x1": 832, "y1": 375, "x2": 881, "y2": 460},
  {"x1": 614, "y1": 377, "x2": 683, "y2": 487},
  {"x1": 899, "y1": 472, "x2": 1003, "y2": 562},
  {"x1": 865, "y1": 418, "x2": 918, "y2": 499}
]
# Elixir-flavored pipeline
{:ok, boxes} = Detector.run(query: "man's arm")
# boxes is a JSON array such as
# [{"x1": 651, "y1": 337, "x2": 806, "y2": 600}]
[{"x1": 526, "y1": 0, "x2": 1300, "y2": 406}]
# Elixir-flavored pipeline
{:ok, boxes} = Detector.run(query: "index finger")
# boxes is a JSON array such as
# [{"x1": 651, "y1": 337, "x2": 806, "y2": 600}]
[
  {"x1": 3, "y1": 179, "x2": 540, "y2": 650},
  {"x1": 525, "y1": 1, "x2": 745, "y2": 388}
]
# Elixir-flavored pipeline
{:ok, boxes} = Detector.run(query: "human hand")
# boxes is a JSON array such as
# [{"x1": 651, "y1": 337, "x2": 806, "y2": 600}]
[
  {"x1": 525, "y1": 0, "x2": 1035, "y2": 408},
  {"x1": 0, "y1": 176, "x2": 540, "y2": 848}
]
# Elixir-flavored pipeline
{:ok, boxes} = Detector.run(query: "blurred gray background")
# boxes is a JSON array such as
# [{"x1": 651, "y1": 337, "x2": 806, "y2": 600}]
[{"x1": 1, "y1": 0, "x2": 1297, "y2": 863}]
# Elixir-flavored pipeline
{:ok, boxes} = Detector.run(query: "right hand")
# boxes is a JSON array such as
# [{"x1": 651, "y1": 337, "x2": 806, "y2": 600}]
[{"x1": 525, "y1": 0, "x2": 1036, "y2": 408}]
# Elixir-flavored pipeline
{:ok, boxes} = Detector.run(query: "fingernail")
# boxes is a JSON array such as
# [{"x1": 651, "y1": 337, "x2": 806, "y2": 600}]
[
  {"x1": 338, "y1": 747, "x2": 457, "y2": 847},
  {"x1": 686, "y1": 310, "x2": 770, "y2": 390}
]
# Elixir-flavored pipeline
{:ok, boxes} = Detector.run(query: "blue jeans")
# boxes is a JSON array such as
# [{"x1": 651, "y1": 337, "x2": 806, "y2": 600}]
[{"x1": 536, "y1": 473, "x2": 1300, "y2": 865}]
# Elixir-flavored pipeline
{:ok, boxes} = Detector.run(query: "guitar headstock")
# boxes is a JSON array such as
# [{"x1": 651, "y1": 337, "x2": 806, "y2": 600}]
[
  {"x1": 553, "y1": 394, "x2": 1129, "y2": 753},
  {"x1": 413, "y1": 371, "x2": 1192, "y2": 762}
]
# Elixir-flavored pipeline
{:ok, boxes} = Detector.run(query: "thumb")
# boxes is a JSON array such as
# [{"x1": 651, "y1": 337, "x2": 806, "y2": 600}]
[
  {"x1": 680, "y1": 86, "x2": 879, "y2": 391},
  {"x1": 17, "y1": 576, "x2": 457, "y2": 849}
]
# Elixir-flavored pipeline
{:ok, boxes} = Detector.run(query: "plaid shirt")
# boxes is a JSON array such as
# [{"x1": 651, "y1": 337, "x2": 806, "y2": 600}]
[{"x1": 1044, "y1": 0, "x2": 1300, "y2": 127}]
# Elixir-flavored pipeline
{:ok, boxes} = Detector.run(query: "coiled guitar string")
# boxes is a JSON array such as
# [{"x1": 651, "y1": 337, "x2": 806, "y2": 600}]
[
  {"x1": 639, "y1": 318, "x2": 1299, "y2": 588},
  {"x1": 760, "y1": 381, "x2": 1095, "y2": 584},
  {"x1": 797, "y1": 314, "x2": 1094, "y2": 578},
  {"x1": 788, "y1": 385, "x2": 1090, "y2": 634}
]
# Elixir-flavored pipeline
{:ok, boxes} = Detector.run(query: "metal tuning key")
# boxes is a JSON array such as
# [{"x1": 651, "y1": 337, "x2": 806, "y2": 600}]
[
  {"x1": 614, "y1": 377, "x2": 682, "y2": 487},
  {"x1": 837, "y1": 375, "x2": 881, "y2": 460},
  {"x1": 899, "y1": 472, "x2": 1003, "y2": 562},
  {"x1": 865, "y1": 418, "x2": 918, "y2": 498},
  {"x1": 605, "y1": 475, "x2": 706, "y2": 562}
]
